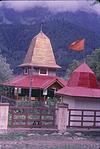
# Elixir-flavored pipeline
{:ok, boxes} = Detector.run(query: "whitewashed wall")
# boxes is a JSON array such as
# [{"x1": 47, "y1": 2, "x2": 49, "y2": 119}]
[
  {"x1": 48, "y1": 70, "x2": 56, "y2": 76},
  {"x1": 63, "y1": 96, "x2": 100, "y2": 127},
  {"x1": 63, "y1": 96, "x2": 100, "y2": 110}
]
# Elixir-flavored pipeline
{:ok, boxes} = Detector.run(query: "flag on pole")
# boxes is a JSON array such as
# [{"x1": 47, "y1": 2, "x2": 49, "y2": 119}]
[{"x1": 68, "y1": 39, "x2": 85, "y2": 51}]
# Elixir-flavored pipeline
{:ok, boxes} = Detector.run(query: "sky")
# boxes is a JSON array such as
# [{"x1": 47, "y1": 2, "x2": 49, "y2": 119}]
[{"x1": 0, "y1": 1, "x2": 100, "y2": 14}]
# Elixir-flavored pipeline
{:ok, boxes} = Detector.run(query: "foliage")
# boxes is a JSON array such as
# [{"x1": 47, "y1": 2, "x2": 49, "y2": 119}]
[
  {"x1": 16, "y1": 100, "x2": 34, "y2": 107},
  {"x1": 0, "y1": 13, "x2": 100, "y2": 77},
  {"x1": 66, "y1": 48, "x2": 100, "y2": 81},
  {"x1": 46, "y1": 97, "x2": 57, "y2": 108},
  {"x1": 15, "y1": 97, "x2": 57, "y2": 108},
  {"x1": 0, "y1": 8, "x2": 100, "y2": 77},
  {"x1": 0, "y1": 52, "x2": 13, "y2": 83},
  {"x1": 65, "y1": 59, "x2": 81, "y2": 79},
  {"x1": 86, "y1": 48, "x2": 100, "y2": 81}
]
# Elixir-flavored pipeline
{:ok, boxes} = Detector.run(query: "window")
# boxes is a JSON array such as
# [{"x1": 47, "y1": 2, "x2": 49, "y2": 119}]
[
  {"x1": 39, "y1": 69, "x2": 48, "y2": 75},
  {"x1": 33, "y1": 67, "x2": 39, "y2": 74},
  {"x1": 24, "y1": 68, "x2": 29, "y2": 74}
]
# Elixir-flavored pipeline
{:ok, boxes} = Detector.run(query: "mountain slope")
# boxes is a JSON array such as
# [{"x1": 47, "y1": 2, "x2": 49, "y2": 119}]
[{"x1": 0, "y1": 7, "x2": 100, "y2": 77}]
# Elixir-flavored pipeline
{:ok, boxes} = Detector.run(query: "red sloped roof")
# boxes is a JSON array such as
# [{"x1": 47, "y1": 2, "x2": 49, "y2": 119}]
[
  {"x1": 56, "y1": 86, "x2": 100, "y2": 98},
  {"x1": 67, "y1": 72, "x2": 99, "y2": 88},
  {"x1": 67, "y1": 63, "x2": 99, "y2": 88},
  {"x1": 2, "y1": 75, "x2": 66, "y2": 89},
  {"x1": 74, "y1": 62, "x2": 94, "y2": 73},
  {"x1": 56, "y1": 63, "x2": 100, "y2": 98}
]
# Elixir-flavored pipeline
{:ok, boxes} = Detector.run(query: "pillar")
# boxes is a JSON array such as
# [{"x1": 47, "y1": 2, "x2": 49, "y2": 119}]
[
  {"x1": 0, "y1": 103, "x2": 9, "y2": 130},
  {"x1": 57, "y1": 103, "x2": 68, "y2": 133}
]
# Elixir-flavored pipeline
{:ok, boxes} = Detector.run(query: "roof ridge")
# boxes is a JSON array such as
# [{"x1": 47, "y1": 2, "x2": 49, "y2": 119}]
[{"x1": 74, "y1": 63, "x2": 94, "y2": 73}]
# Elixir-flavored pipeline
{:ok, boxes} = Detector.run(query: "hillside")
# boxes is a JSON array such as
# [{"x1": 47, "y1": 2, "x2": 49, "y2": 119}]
[{"x1": 0, "y1": 7, "x2": 100, "y2": 77}]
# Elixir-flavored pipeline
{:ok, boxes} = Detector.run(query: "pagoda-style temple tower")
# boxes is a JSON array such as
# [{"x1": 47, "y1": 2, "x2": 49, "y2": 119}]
[
  {"x1": 19, "y1": 31, "x2": 61, "y2": 76},
  {"x1": 1, "y1": 31, "x2": 65, "y2": 101}
]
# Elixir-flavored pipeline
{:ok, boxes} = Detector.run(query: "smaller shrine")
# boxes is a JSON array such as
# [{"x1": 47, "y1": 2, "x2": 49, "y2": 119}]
[{"x1": 56, "y1": 63, "x2": 100, "y2": 110}]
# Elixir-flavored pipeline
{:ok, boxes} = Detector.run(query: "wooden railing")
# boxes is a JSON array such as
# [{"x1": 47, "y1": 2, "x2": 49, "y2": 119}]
[
  {"x1": 68, "y1": 109, "x2": 100, "y2": 128},
  {"x1": 0, "y1": 95, "x2": 16, "y2": 106}
]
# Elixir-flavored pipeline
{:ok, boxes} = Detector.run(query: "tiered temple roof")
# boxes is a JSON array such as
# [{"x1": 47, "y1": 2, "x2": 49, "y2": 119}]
[
  {"x1": 19, "y1": 31, "x2": 60, "y2": 69},
  {"x1": 2, "y1": 31, "x2": 65, "y2": 90}
]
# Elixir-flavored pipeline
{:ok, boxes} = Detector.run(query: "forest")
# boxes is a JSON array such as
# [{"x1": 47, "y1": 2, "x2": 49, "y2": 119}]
[{"x1": 0, "y1": 7, "x2": 100, "y2": 78}]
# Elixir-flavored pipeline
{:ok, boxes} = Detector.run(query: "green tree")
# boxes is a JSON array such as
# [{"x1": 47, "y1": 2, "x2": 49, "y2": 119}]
[
  {"x1": 66, "y1": 48, "x2": 100, "y2": 81},
  {"x1": 86, "y1": 48, "x2": 100, "y2": 81},
  {"x1": 0, "y1": 53, "x2": 13, "y2": 83},
  {"x1": 65, "y1": 59, "x2": 81, "y2": 79}
]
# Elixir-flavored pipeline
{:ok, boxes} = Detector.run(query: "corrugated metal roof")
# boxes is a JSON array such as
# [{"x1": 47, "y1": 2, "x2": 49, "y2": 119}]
[
  {"x1": 74, "y1": 62, "x2": 94, "y2": 73},
  {"x1": 56, "y1": 63, "x2": 100, "y2": 98},
  {"x1": 67, "y1": 63, "x2": 99, "y2": 88},
  {"x1": 56, "y1": 86, "x2": 100, "y2": 98},
  {"x1": 2, "y1": 75, "x2": 66, "y2": 89}
]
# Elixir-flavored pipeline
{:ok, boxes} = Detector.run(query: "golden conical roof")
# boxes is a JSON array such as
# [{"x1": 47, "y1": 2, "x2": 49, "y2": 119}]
[{"x1": 20, "y1": 31, "x2": 61, "y2": 69}]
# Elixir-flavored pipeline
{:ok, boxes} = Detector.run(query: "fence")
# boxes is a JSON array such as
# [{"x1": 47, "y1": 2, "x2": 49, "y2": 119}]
[
  {"x1": 9, "y1": 106, "x2": 56, "y2": 128},
  {"x1": 68, "y1": 109, "x2": 100, "y2": 128},
  {"x1": 0, "y1": 96, "x2": 16, "y2": 106}
]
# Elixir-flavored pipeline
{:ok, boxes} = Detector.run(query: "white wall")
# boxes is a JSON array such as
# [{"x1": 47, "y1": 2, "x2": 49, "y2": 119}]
[
  {"x1": 75, "y1": 97, "x2": 100, "y2": 110},
  {"x1": 63, "y1": 96, "x2": 75, "y2": 109},
  {"x1": 48, "y1": 70, "x2": 56, "y2": 76},
  {"x1": 63, "y1": 96, "x2": 100, "y2": 110},
  {"x1": 63, "y1": 96, "x2": 100, "y2": 127}
]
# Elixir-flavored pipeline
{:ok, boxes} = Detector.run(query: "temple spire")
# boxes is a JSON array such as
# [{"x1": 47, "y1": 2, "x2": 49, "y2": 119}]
[{"x1": 19, "y1": 29, "x2": 61, "y2": 69}]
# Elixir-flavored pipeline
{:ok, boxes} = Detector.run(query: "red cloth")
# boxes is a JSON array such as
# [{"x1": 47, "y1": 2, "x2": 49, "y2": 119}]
[{"x1": 68, "y1": 39, "x2": 85, "y2": 51}]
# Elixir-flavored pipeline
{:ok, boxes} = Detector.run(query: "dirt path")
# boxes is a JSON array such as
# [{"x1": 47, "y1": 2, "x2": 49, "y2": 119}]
[
  {"x1": 0, "y1": 135, "x2": 99, "y2": 149},
  {"x1": 0, "y1": 129, "x2": 100, "y2": 149}
]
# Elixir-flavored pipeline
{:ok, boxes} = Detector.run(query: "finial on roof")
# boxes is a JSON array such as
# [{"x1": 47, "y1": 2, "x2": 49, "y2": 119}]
[{"x1": 40, "y1": 23, "x2": 43, "y2": 33}]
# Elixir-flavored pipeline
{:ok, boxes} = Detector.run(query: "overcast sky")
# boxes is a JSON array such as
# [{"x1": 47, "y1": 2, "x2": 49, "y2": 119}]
[{"x1": 0, "y1": 1, "x2": 100, "y2": 14}]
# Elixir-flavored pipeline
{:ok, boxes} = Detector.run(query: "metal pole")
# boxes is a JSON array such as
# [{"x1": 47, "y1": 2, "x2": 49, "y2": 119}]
[{"x1": 29, "y1": 67, "x2": 32, "y2": 100}]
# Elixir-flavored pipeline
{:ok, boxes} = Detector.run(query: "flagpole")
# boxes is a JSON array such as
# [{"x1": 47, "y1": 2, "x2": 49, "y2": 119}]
[
  {"x1": 29, "y1": 66, "x2": 32, "y2": 100},
  {"x1": 83, "y1": 39, "x2": 85, "y2": 63}
]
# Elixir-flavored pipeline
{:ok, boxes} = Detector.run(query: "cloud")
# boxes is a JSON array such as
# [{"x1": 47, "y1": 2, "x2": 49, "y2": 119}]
[
  {"x1": 0, "y1": 0, "x2": 100, "y2": 14},
  {"x1": 1, "y1": 1, "x2": 44, "y2": 11}
]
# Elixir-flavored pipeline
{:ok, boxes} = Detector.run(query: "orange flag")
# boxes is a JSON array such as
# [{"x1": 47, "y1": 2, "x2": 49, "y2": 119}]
[{"x1": 68, "y1": 39, "x2": 85, "y2": 51}]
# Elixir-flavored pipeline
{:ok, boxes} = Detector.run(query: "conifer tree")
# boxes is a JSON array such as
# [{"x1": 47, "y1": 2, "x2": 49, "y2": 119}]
[{"x1": 0, "y1": 52, "x2": 13, "y2": 83}]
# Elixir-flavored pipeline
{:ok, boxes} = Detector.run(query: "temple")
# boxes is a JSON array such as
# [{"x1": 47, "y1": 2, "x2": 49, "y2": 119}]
[
  {"x1": 56, "y1": 63, "x2": 100, "y2": 110},
  {"x1": 1, "y1": 31, "x2": 66, "y2": 101}
]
